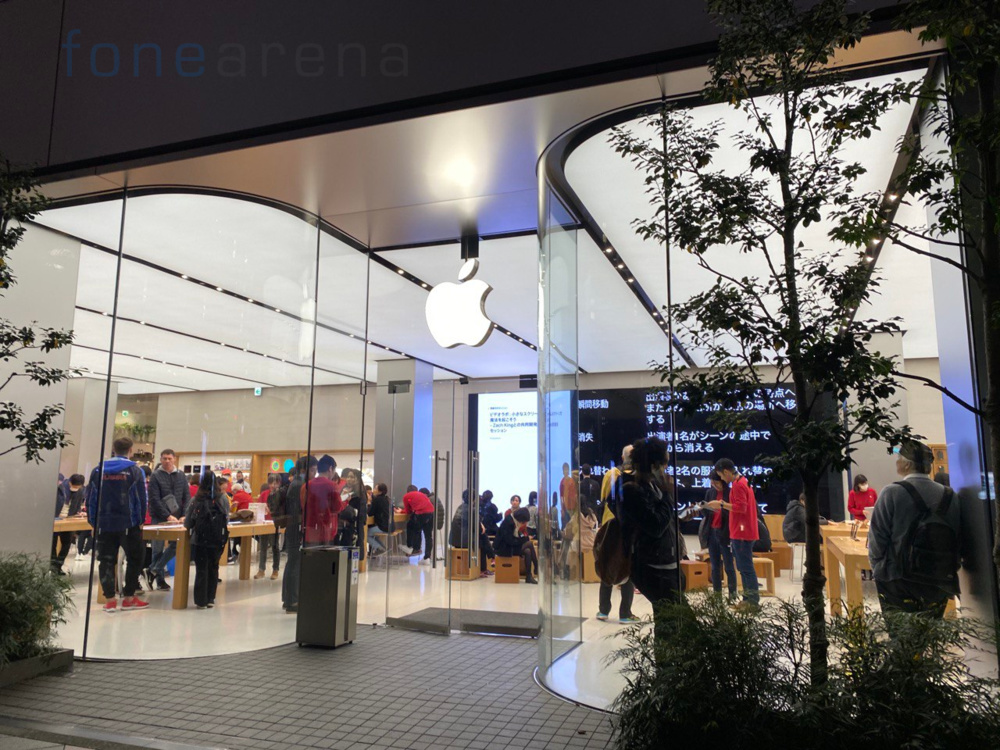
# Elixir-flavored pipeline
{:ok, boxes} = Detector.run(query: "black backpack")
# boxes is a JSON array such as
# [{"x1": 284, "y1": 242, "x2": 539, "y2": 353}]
[
  {"x1": 896, "y1": 481, "x2": 960, "y2": 585},
  {"x1": 194, "y1": 498, "x2": 229, "y2": 551}
]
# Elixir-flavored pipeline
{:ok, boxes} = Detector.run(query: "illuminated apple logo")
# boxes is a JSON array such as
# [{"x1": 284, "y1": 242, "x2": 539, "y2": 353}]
[{"x1": 425, "y1": 259, "x2": 495, "y2": 348}]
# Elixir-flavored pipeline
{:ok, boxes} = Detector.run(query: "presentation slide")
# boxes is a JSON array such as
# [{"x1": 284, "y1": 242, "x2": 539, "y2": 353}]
[{"x1": 476, "y1": 391, "x2": 539, "y2": 515}]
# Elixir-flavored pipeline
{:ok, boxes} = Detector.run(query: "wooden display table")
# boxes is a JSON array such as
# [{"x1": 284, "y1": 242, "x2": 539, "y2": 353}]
[
  {"x1": 825, "y1": 535, "x2": 871, "y2": 616},
  {"x1": 820, "y1": 522, "x2": 868, "y2": 543},
  {"x1": 53, "y1": 517, "x2": 93, "y2": 533}
]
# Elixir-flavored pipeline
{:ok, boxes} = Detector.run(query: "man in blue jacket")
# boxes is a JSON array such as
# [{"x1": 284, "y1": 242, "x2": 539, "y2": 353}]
[{"x1": 87, "y1": 436, "x2": 149, "y2": 613}]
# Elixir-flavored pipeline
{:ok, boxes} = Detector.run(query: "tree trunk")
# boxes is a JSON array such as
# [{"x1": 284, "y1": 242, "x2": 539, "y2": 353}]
[{"x1": 799, "y1": 474, "x2": 828, "y2": 687}]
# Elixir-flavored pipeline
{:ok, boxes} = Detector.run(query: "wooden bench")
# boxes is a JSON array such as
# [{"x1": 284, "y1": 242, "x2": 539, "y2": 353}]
[
  {"x1": 755, "y1": 547, "x2": 793, "y2": 575},
  {"x1": 723, "y1": 557, "x2": 776, "y2": 596}
]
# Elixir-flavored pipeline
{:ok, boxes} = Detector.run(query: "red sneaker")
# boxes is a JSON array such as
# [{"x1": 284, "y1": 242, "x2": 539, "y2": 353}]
[
  {"x1": 102, "y1": 598, "x2": 117, "y2": 614},
  {"x1": 121, "y1": 596, "x2": 150, "y2": 611}
]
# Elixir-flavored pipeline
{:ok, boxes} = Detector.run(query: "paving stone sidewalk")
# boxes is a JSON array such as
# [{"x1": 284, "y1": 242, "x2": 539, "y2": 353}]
[{"x1": 0, "y1": 627, "x2": 614, "y2": 750}]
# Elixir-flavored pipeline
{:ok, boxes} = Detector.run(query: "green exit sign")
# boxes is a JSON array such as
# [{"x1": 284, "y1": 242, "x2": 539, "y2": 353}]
[{"x1": 253, "y1": 387, "x2": 262, "y2": 397}]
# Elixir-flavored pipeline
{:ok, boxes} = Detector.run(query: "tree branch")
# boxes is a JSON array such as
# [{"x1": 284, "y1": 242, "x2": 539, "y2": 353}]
[
  {"x1": 889, "y1": 236, "x2": 985, "y2": 285},
  {"x1": 895, "y1": 370, "x2": 985, "y2": 418}
]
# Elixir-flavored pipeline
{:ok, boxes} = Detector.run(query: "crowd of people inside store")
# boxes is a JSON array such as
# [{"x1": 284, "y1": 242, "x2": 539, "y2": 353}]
[{"x1": 51, "y1": 431, "x2": 966, "y2": 626}]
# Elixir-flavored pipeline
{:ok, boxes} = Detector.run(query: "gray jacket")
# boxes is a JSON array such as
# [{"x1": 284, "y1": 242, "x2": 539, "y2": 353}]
[{"x1": 868, "y1": 474, "x2": 963, "y2": 593}]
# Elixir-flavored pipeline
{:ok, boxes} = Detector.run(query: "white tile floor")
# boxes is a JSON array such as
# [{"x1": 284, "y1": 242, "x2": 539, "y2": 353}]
[{"x1": 55, "y1": 538, "x2": 880, "y2": 712}]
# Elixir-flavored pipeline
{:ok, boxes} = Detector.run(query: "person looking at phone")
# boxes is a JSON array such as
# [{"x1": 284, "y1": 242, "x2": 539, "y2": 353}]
[
  {"x1": 701, "y1": 470, "x2": 737, "y2": 600},
  {"x1": 706, "y1": 458, "x2": 760, "y2": 609}
]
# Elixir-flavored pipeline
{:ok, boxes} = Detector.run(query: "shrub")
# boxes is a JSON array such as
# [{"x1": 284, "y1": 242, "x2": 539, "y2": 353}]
[
  {"x1": 611, "y1": 593, "x2": 1000, "y2": 749},
  {"x1": 0, "y1": 553, "x2": 73, "y2": 667}
]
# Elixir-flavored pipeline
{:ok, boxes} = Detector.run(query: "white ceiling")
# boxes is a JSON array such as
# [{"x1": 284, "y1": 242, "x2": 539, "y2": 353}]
[
  {"x1": 37, "y1": 62, "x2": 940, "y2": 396},
  {"x1": 565, "y1": 68, "x2": 937, "y2": 364}
]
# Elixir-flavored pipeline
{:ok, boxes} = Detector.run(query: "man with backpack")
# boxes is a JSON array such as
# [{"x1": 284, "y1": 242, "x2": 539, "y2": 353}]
[
  {"x1": 86, "y1": 437, "x2": 149, "y2": 614},
  {"x1": 869, "y1": 440, "x2": 965, "y2": 618}
]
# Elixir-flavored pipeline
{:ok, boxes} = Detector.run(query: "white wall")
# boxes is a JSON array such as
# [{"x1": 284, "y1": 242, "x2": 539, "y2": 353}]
[
  {"x1": 0, "y1": 225, "x2": 81, "y2": 557},
  {"x1": 152, "y1": 382, "x2": 375, "y2": 455}
]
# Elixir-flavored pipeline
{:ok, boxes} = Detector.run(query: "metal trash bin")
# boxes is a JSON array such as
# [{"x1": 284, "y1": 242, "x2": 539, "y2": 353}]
[{"x1": 296, "y1": 545, "x2": 359, "y2": 648}]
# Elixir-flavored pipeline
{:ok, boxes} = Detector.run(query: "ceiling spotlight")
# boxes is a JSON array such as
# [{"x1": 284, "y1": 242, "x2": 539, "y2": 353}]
[
  {"x1": 247, "y1": 298, "x2": 254, "y2": 303},
  {"x1": 421, "y1": 283, "x2": 429, "y2": 288},
  {"x1": 604, "y1": 247, "x2": 612, "y2": 254},
  {"x1": 888, "y1": 194, "x2": 898, "y2": 202},
  {"x1": 517, "y1": 338, "x2": 523, "y2": 343},
  {"x1": 181, "y1": 275, "x2": 189, "y2": 280},
  {"x1": 274, "y1": 308, "x2": 281, "y2": 313},
  {"x1": 139, "y1": 321, "x2": 146, "y2": 325},
  {"x1": 627, "y1": 278, "x2": 634, "y2": 283},
  {"x1": 220, "y1": 342, "x2": 226, "y2": 347},
  {"x1": 102, "y1": 312, "x2": 108, "y2": 316},
  {"x1": 617, "y1": 263, "x2": 624, "y2": 269},
  {"x1": 397, "y1": 269, "x2": 405, "y2": 275},
  {"x1": 216, "y1": 286, "x2": 223, "y2": 291}
]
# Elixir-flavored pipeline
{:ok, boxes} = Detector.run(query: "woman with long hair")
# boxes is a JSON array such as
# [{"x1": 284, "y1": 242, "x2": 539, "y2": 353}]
[
  {"x1": 184, "y1": 471, "x2": 230, "y2": 609},
  {"x1": 620, "y1": 437, "x2": 685, "y2": 631}
]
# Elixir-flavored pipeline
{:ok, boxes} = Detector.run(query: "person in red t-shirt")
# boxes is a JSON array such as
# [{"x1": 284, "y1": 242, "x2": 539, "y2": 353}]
[
  {"x1": 708, "y1": 458, "x2": 760, "y2": 607},
  {"x1": 401, "y1": 485, "x2": 435, "y2": 564},
  {"x1": 702, "y1": 470, "x2": 737, "y2": 599},
  {"x1": 848, "y1": 474, "x2": 878, "y2": 522},
  {"x1": 301, "y1": 455, "x2": 345, "y2": 546}
]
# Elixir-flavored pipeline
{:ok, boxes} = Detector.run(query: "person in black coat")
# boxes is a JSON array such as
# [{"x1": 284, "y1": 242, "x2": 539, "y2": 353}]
[
  {"x1": 699, "y1": 471, "x2": 737, "y2": 599},
  {"x1": 479, "y1": 490, "x2": 502, "y2": 536},
  {"x1": 367, "y1": 483, "x2": 393, "y2": 555},
  {"x1": 494, "y1": 508, "x2": 537, "y2": 583},
  {"x1": 51, "y1": 474, "x2": 86, "y2": 574},
  {"x1": 620, "y1": 438, "x2": 684, "y2": 635}
]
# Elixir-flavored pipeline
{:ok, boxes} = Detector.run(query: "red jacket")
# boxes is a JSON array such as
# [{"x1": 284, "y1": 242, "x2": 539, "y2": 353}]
[
  {"x1": 729, "y1": 476, "x2": 759, "y2": 541},
  {"x1": 403, "y1": 491, "x2": 434, "y2": 515},
  {"x1": 233, "y1": 490, "x2": 253, "y2": 511},
  {"x1": 847, "y1": 487, "x2": 877, "y2": 521}
]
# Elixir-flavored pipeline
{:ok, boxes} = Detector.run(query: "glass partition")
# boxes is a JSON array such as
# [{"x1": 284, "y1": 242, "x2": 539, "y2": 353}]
[{"x1": 537, "y1": 177, "x2": 582, "y2": 676}]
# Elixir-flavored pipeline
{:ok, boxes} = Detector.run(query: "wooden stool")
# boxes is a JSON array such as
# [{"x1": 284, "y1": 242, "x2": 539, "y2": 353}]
[
  {"x1": 494, "y1": 556, "x2": 521, "y2": 584},
  {"x1": 445, "y1": 548, "x2": 479, "y2": 581},
  {"x1": 680, "y1": 559, "x2": 711, "y2": 590}
]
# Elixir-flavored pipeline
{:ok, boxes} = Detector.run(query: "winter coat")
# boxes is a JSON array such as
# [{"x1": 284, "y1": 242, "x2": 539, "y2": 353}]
[
  {"x1": 148, "y1": 468, "x2": 191, "y2": 523},
  {"x1": 86, "y1": 456, "x2": 147, "y2": 532}
]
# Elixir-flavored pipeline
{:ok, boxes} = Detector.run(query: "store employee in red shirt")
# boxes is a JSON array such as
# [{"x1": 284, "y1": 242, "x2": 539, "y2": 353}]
[
  {"x1": 708, "y1": 459, "x2": 760, "y2": 607},
  {"x1": 401, "y1": 485, "x2": 435, "y2": 565}
]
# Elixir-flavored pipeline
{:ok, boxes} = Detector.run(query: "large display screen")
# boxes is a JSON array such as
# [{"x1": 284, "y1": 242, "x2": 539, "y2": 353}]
[
  {"x1": 577, "y1": 386, "x2": 799, "y2": 515},
  {"x1": 472, "y1": 391, "x2": 539, "y2": 514},
  {"x1": 471, "y1": 386, "x2": 798, "y2": 517}
]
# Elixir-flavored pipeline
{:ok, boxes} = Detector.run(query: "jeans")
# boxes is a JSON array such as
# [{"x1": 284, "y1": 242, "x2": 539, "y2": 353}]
[
  {"x1": 730, "y1": 539, "x2": 760, "y2": 604},
  {"x1": 193, "y1": 544, "x2": 221, "y2": 607},
  {"x1": 282, "y1": 524, "x2": 301, "y2": 609},
  {"x1": 96, "y1": 526, "x2": 145, "y2": 598},
  {"x1": 599, "y1": 580, "x2": 636, "y2": 619},
  {"x1": 50, "y1": 531, "x2": 74, "y2": 570},
  {"x1": 258, "y1": 530, "x2": 281, "y2": 571},
  {"x1": 708, "y1": 529, "x2": 737, "y2": 597},
  {"x1": 149, "y1": 538, "x2": 176, "y2": 579},
  {"x1": 367, "y1": 526, "x2": 386, "y2": 553}
]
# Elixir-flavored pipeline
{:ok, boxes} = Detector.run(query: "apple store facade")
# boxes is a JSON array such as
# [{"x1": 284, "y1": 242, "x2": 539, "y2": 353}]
[{"x1": 2, "y1": 15, "x2": 999, "y2": 711}]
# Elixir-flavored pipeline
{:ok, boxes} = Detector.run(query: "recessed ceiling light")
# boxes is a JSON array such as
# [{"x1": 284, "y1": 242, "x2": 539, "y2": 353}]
[
  {"x1": 421, "y1": 283, "x2": 429, "y2": 288},
  {"x1": 617, "y1": 263, "x2": 624, "y2": 269},
  {"x1": 627, "y1": 278, "x2": 634, "y2": 283},
  {"x1": 517, "y1": 338, "x2": 523, "y2": 343},
  {"x1": 216, "y1": 286, "x2": 223, "y2": 291},
  {"x1": 605, "y1": 247, "x2": 612, "y2": 254},
  {"x1": 181, "y1": 275, "x2": 189, "y2": 280},
  {"x1": 888, "y1": 194, "x2": 898, "y2": 202},
  {"x1": 397, "y1": 269, "x2": 405, "y2": 275},
  {"x1": 247, "y1": 299, "x2": 254, "y2": 303},
  {"x1": 274, "y1": 308, "x2": 281, "y2": 313},
  {"x1": 139, "y1": 321, "x2": 145, "y2": 325},
  {"x1": 220, "y1": 342, "x2": 226, "y2": 347},
  {"x1": 102, "y1": 312, "x2": 108, "y2": 316}
]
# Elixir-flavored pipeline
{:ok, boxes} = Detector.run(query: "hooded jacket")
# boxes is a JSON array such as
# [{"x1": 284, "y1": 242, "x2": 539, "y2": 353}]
[
  {"x1": 782, "y1": 497, "x2": 806, "y2": 543},
  {"x1": 86, "y1": 456, "x2": 147, "y2": 532}
]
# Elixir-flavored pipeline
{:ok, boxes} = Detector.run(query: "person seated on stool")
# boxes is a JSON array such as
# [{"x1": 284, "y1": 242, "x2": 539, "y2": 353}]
[
  {"x1": 367, "y1": 483, "x2": 392, "y2": 557},
  {"x1": 503, "y1": 494, "x2": 522, "y2": 519},
  {"x1": 495, "y1": 508, "x2": 538, "y2": 584}
]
